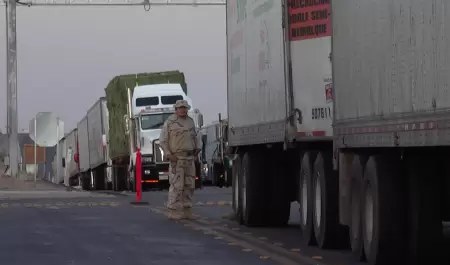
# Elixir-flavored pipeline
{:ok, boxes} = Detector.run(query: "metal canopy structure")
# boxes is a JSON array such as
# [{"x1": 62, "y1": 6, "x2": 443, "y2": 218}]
[
  {"x1": 4, "y1": 0, "x2": 226, "y2": 178},
  {"x1": 2, "y1": 0, "x2": 225, "y2": 7}
]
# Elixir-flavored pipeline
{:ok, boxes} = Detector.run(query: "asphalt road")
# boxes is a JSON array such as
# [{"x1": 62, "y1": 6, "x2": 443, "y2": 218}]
[
  {"x1": 125, "y1": 186, "x2": 364, "y2": 265},
  {"x1": 120, "y1": 186, "x2": 450, "y2": 265},
  {"x1": 0, "y1": 184, "x2": 280, "y2": 265},
  {"x1": 2, "y1": 182, "x2": 449, "y2": 265}
]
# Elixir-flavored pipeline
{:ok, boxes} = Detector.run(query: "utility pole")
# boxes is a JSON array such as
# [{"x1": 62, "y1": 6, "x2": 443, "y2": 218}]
[
  {"x1": 6, "y1": 0, "x2": 18, "y2": 179},
  {"x1": 5, "y1": 0, "x2": 10, "y2": 164}
]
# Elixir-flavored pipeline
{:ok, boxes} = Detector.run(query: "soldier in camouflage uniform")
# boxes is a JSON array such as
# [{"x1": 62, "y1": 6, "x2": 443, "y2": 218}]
[{"x1": 159, "y1": 100, "x2": 201, "y2": 220}]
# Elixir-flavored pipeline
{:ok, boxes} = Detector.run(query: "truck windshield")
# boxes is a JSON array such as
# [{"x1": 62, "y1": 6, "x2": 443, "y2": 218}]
[{"x1": 140, "y1": 113, "x2": 173, "y2": 130}]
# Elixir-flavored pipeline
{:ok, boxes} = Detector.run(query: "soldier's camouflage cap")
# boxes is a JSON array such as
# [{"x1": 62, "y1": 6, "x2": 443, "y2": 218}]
[{"x1": 174, "y1": 100, "x2": 191, "y2": 109}]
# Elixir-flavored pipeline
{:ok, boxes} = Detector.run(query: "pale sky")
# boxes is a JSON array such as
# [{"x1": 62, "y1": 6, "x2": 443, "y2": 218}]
[{"x1": 0, "y1": 5, "x2": 227, "y2": 133}]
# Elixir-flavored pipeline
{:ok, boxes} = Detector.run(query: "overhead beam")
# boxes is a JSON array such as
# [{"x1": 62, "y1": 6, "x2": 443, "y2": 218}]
[{"x1": 2, "y1": 0, "x2": 225, "y2": 6}]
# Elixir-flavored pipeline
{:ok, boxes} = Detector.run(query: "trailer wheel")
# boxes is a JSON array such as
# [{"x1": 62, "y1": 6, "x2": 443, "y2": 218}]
[
  {"x1": 266, "y1": 149, "x2": 291, "y2": 226},
  {"x1": 407, "y1": 154, "x2": 443, "y2": 265},
  {"x1": 241, "y1": 151, "x2": 266, "y2": 226},
  {"x1": 299, "y1": 152, "x2": 316, "y2": 245},
  {"x1": 362, "y1": 155, "x2": 406, "y2": 265},
  {"x1": 112, "y1": 166, "x2": 118, "y2": 191},
  {"x1": 232, "y1": 154, "x2": 242, "y2": 222},
  {"x1": 81, "y1": 173, "x2": 90, "y2": 190},
  {"x1": 312, "y1": 151, "x2": 342, "y2": 248},
  {"x1": 130, "y1": 167, "x2": 136, "y2": 192},
  {"x1": 350, "y1": 155, "x2": 365, "y2": 260}
]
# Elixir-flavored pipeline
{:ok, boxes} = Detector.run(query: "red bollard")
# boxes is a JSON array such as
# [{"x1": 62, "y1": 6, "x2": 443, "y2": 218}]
[{"x1": 130, "y1": 148, "x2": 149, "y2": 205}]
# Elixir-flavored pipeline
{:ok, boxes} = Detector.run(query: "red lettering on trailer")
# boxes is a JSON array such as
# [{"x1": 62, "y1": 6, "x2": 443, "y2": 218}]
[
  {"x1": 297, "y1": 130, "x2": 326, "y2": 137},
  {"x1": 288, "y1": 0, "x2": 331, "y2": 41},
  {"x1": 335, "y1": 121, "x2": 439, "y2": 135}
]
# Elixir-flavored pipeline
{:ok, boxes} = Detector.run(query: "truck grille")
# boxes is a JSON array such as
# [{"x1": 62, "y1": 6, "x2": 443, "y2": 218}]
[{"x1": 153, "y1": 141, "x2": 167, "y2": 163}]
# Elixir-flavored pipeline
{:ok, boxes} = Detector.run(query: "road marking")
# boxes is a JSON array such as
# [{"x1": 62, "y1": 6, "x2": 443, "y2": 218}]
[
  {"x1": 193, "y1": 201, "x2": 232, "y2": 207},
  {"x1": 0, "y1": 201, "x2": 121, "y2": 209},
  {"x1": 214, "y1": 236, "x2": 223, "y2": 240},
  {"x1": 258, "y1": 237, "x2": 268, "y2": 240},
  {"x1": 146, "y1": 206, "x2": 327, "y2": 265},
  {"x1": 259, "y1": 255, "x2": 270, "y2": 259}
]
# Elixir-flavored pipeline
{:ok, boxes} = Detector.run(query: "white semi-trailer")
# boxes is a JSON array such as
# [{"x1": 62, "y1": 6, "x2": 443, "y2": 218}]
[{"x1": 226, "y1": 1, "x2": 446, "y2": 265}]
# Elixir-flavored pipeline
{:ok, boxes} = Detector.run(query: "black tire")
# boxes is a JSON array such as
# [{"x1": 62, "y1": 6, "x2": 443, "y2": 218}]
[
  {"x1": 312, "y1": 151, "x2": 343, "y2": 249},
  {"x1": 225, "y1": 168, "x2": 233, "y2": 187},
  {"x1": 232, "y1": 154, "x2": 242, "y2": 222},
  {"x1": 195, "y1": 161, "x2": 202, "y2": 189},
  {"x1": 131, "y1": 169, "x2": 136, "y2": 192},
  {"x1": 81, "y1": 173, "x2": 90, "y2": 190},
  {"x1": 350, "y1": 155, "x2": 365, "y2": 260},
  {"x1": 266, "y1": 149, "x2": 291, "y2": 226},
  {"x1": 299, "y1": 152, "x2": 316, "y2": 245},
  {"x1": 362, "y1": 155, "x2": 406, "y2": 265},
  {"x1": 240, "y1": 151, "x2": 266, "y2": 226},
  {"x1": 407, "y1": 154, "x2": 443, "y2": 265},
  {"x1": 213, "y1": 163, "x2": 224, "y2": 188},
  {"x1": 112, "y1": 166, "x2": 118, "y2": 191}
]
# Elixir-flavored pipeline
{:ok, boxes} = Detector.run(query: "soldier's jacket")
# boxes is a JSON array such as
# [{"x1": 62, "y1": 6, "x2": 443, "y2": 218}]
[{"x1": 159, "y1": 114, "x2": 202, "y2": 156}]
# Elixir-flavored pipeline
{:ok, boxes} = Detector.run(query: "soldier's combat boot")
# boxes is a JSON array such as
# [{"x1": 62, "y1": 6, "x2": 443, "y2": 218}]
[
  {"x1": 167, "y1": 210, "x2": 182, "y2": 220},
  {"x1": 183, "y1": 208, "x2": 200, "y2": 220}
]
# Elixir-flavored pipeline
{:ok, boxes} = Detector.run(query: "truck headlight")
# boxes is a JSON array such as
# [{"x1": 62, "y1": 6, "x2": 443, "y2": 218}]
[{"x1": 142, "y1": 156, "x2": 153, "y2": 164}]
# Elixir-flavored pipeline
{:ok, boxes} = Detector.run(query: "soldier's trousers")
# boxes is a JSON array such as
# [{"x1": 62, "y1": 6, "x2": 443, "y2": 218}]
[{"x1": 167, "y1": 157, "x2": 196, "y2": 210}]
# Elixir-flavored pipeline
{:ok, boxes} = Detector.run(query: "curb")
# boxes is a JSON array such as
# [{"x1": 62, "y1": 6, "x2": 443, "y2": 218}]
[{"x1": 92, "y1": 190, "x2": 130, "y2": 197}]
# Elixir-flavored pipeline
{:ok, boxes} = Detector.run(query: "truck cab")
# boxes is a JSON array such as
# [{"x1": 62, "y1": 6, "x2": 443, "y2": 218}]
[{"x1": 127, "y1": 83, "x2": 203, "y2": 190}]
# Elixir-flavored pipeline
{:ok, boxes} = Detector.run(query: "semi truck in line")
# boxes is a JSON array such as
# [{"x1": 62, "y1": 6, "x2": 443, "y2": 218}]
[
  {"x1": 58, "y1": 71, "x2": 204, "y2": 191},
  {"x1": 225, "y1": 0, "x2": 447, "y2": 264},
  {"x1": 201, "y1": 115, "x2": 230, "y2": 187}
]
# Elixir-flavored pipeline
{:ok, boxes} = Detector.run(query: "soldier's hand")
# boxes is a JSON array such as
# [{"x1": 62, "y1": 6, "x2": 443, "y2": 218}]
[
  {"x1": 167, "y1": 154, "x2": 178, "y2": 162},
  {"x1": 194, "y1": 149, "x2": 201, "y2": 156}
]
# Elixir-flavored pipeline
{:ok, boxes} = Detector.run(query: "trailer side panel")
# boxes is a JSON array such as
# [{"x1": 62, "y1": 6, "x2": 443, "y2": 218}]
[
  {"x1": 87, "y1": 97, "x2": 107, "y2": 169},
  {"x1": 226, "y1": 0, "x2": 287, "y2": 146},
  {"x1": 77, "y1": 116, "x2": 90, "y2": 172},
  {"x1": 333, "y1": 0, "x2": 450, "y2": 147},
  {"x1": 289, "y1": 1, "x2": 333, "y2": 138},
  {"x1": 64, "y1": 128, "x2": 78, "y2": 185}
]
